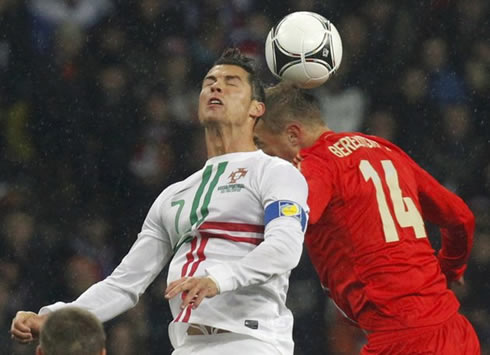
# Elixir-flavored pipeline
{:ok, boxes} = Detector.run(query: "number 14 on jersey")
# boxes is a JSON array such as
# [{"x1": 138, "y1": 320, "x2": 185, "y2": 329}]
[{"x1": 360, "y1": 160, "x2": 427, "y2": 243}]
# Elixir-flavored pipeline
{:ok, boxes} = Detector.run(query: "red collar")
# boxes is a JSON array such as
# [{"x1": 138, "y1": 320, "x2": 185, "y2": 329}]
[{"x1": 299, "y1": 131, "x2": 336, "y2": 156}]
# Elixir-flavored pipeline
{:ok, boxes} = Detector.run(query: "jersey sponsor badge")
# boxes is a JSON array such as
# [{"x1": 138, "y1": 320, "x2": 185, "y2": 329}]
[
  {"x1": 281, "y1": 203, "x2": 299, "y2": 216},
  {"x1": 264, "y1": 200, "x2": 308, "y2": 232}
]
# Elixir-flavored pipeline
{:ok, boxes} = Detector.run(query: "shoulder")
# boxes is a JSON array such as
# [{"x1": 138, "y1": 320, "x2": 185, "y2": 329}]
[
  {"x1": 256, "y1": 150, "x2": 303, "y2": 176},
  {"x1": 354, "y1": 132, "x2": 403, "y2": 151},
  {"x1": 152, "y1": 168, "x2": 205, "y2": 205},
  {"x1": 254, "y1": 152, "x2": 308, "y2": 208},
  {"x1": 255, "y1": 149, "x2": 293, "y2": 167}
]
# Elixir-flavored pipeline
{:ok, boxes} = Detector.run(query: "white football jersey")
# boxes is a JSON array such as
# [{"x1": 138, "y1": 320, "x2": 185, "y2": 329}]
[{"x1": 40, "y1": 150, "x2": 309, "y2": 354}]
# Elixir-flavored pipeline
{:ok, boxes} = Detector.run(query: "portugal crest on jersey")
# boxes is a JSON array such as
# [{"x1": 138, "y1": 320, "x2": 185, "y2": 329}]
[{"x1": 228, "y1": 168, "x2": 248, "y2": 183}]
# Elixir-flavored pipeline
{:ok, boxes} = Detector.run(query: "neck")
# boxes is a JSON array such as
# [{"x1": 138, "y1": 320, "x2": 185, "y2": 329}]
[
  {"x1": 204, "y1": 122, "x2": 257, "y2": 158},
  {"x1": 301, "y1": 125, "x2": 331, "y2": 148}
]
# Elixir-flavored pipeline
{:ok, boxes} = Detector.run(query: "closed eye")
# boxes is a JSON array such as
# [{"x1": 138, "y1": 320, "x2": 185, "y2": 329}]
[
  {"x1": 203, "y1": 78, "x2": 215, "y2": 87},
  {"x1": 202, "y1": 75, "x2": 217, "y2": 88},
  {"x1": 225, "y1": 75, "x2": 242, "y2": 86}
]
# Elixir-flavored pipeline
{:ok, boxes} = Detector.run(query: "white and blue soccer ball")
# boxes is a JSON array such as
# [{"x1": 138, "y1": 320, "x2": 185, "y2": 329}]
[{"x1": 265, "y1": 11, "x2": 343, "y2": 89}]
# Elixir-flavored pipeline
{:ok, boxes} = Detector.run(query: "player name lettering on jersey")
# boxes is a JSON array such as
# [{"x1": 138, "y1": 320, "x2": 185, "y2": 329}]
[{"x1": 328, "y1": 135, "x2": 381, "y2": 158}]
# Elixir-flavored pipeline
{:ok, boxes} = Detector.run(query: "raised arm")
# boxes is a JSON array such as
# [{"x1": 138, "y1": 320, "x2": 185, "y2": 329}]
[{"x1": 11, "y1": 193, "x2": 172, "y2": 342}]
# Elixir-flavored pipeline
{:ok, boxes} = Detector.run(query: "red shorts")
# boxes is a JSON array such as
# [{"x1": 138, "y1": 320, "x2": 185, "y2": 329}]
[{"x1": 361, "y1": 313, "x2": 480, "y2": 355}]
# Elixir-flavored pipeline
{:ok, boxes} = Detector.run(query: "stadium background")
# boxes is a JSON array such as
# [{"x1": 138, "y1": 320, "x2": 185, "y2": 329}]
[{"x1": 0, "y1": 0, "x2": 488, "y2": 354}]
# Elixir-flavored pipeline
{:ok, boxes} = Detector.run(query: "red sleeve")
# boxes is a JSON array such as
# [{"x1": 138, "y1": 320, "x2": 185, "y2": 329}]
[
  {"x1": 391, "y1": 144, "x2": 475, "y2": 282},
  {"x1": 299, "y1": 154, "x2": 334, "y2": 225},
  {"x1": 413, "y1": 161, "x2": 474, "y2": 281}
]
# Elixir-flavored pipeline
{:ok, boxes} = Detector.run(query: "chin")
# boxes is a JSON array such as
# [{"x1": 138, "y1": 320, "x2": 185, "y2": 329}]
[{"x1": 199, "y1": 114, "x2": 225, "y2": 126}]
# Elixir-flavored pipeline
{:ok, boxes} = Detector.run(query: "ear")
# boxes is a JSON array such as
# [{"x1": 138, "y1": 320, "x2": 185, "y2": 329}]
[
  {"x1": 285, "y1": 123, "x2": 302, "y2": 146},
  {"x1": 249, "y1": 101, "x2": 266, "y2": 119}
]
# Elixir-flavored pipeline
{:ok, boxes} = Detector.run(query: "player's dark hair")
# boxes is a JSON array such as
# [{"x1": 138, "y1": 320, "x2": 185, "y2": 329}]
[
  {"x1": 40, "y1": 307, "x2": 106, "y2": 355},
  {"x1": 260, "y1": 82, "x2": 325, "y2": 132},
  {"x1": 213, "y1": 48, "x2": 265, "y2": 103}
]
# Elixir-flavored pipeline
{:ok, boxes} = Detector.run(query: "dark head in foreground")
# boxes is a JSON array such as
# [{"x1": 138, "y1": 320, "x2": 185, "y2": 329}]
[{"x1": 37, "y1": 307, "x2": 106, "y2": 355}]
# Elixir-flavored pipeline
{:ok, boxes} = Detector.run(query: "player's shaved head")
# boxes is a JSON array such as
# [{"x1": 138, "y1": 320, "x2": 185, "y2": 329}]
[{"x1": 260, "y1": 82, "x2": 325, "y2": 133}]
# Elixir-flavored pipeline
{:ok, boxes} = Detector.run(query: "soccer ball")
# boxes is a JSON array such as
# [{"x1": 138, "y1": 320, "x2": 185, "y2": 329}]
[{"x1": 265, "y1": 11, "x2": 343, "y2": 89}]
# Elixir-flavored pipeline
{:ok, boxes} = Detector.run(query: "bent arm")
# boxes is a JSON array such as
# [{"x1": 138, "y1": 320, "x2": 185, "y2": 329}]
[
  {"x1": 40, "y1": 234, "x2": 172, "y2": 321},
  {"x1": 206, "y1": 161, "x2": 308, "y2": 293},
  {"x1": 412, "y1": 160, "x2": 475, "y2": 282},
  {"x1": 205, "y1": 217, "x2": 304, "y2": 292}
]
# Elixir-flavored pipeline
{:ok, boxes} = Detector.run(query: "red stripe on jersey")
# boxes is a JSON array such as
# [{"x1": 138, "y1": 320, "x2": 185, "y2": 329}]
[
  {"x1": 175, "y1": 238, "x2": 199, "y2": 322},
  {"x1": 199, "y1": 221, "x2": 264, "y2": 234},
  {"x1": 182, "y1": 304, "x2": 193, "y2": 323},
  {"x1": 200, "y1": 231, "x2": 263, "y2": 245},
  {"x1": 176, "y1": 237, "x2": 210, "y2": 323},
  {"x1": 181, "y1": 237, "x2": 198, "y2": 277},
  {"x1": 189, "y1": 236, "x2": 209, "y2": 276},
  {"x1": 174, "y1": 308, "x2": 184, "y2": 322}
]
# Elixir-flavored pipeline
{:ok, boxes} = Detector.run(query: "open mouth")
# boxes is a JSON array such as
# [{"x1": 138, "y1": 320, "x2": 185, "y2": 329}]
[{"x1": 208, "y1": 98, "x2": 223, "y2": 105}]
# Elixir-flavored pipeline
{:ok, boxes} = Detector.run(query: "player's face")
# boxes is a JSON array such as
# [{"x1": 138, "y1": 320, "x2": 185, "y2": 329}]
[
  {"x1": 199, "y1": 64, "x2": 255, "y2": 126},
  {"x1": 254, "y1": 119, "x2": 299, "y2": 162}
]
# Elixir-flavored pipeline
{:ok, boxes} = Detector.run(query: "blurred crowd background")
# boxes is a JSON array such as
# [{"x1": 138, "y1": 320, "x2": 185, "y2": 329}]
[{"x1": 0, "y1": 0, "x2": 488, "y2": 354}]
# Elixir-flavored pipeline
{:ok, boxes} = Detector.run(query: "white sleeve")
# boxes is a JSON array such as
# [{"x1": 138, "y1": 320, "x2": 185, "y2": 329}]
[
  {"x1": 39, "y1": 195, "x2": 173, "y2": 322},
  {"x1": 206, "y1": 161, "x2": 309, "y2": 293}
]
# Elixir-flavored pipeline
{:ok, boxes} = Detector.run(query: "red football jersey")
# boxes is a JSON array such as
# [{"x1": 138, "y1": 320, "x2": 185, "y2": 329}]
[{"x1": 299, "y1": 131, "x2": 474, "y2": 331}]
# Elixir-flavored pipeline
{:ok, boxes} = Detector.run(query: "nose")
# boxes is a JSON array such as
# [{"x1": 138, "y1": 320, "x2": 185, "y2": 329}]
[{"x1": 210, "y1": 81, "x2": 222, "y2": 93}]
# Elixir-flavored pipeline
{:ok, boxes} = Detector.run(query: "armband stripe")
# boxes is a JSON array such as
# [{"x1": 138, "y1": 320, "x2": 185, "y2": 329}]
[{"x1": 264, "y1": 200, "x2": 307, "y2": 232}]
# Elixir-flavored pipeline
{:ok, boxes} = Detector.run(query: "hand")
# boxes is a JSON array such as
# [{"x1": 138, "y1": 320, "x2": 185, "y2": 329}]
[
  {"x1": 164, "y1": 276, "x2": 219, "y2": 310},
  {"x1": 450, "y1": 276, "x2": 465, "y2": 289},
  {"x1": 10, "y1": 311, "x2": 48, "y2": 344}
]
